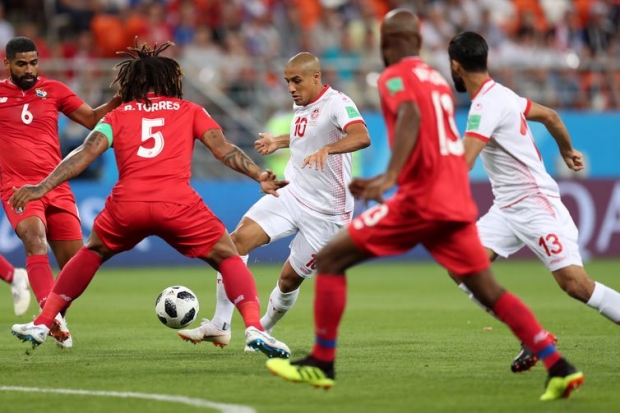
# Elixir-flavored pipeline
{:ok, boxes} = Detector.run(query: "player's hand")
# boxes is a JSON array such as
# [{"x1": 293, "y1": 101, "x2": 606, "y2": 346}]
[
  {"x1": 301, "y1": 147, "x2": 329, "y2": 171},
  {"x1": 9, "y1": 185, "x2": 45, "y2": 212},
  {"x1": 349, "y1": 174, "x2": 394, "y2": 204},
  {"x1": 258, "y1": 170, "x2": 289, "y2": 197},
  {"x1": 255, "y1": 133, "x2": 279, "y2": 155},
  {"x1": 563, "y1": 149, "x2": 585, "y2": 172}
]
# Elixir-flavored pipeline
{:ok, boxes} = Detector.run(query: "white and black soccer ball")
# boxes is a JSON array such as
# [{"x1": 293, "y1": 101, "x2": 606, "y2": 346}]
[{"x1": 155, "y1": 285, "x2": 199, "y2": 329}]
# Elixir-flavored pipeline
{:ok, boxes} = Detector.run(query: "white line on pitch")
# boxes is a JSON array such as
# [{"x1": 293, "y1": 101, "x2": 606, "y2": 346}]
[{"x1": 0, "y1": 386, "x2": 256, "y2": 413}]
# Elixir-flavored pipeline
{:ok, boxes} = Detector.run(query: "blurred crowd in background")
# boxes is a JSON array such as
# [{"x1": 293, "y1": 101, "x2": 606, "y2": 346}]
[{"x1": 0, "y1": 0, "x2": 618, "y2": 178}]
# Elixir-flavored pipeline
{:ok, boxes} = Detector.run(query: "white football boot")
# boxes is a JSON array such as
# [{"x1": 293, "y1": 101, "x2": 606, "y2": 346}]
[{"x1": 178, "y1": 318, "x2": 231, "y2": 347}]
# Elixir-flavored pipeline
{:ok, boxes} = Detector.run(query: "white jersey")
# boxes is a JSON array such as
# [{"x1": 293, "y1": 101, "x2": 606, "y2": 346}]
[
  {"x1": 464, "y1": 79, "x2": 560, "y2": 207},
  {"x1": 284, "y1": 85, "x2": 365, "y2": 217}
]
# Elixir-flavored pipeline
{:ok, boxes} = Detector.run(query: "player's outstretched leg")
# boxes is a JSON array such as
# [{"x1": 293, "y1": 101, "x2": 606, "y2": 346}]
[
  {"x1": 266, "y1": 356, "x2": 335, "y2": 389},
  {"x1": 540, "y1": 358, "x2": 585, "y2": 401},
  {"x1": 178, "y1": 318, "x2": 231, "y2": 347},
  {"x1": 245, "y1": 326, "x2": 290, "y2": 358},
  {"x1": 11, "y1": 321, "x2": 49, "y2": 348}
]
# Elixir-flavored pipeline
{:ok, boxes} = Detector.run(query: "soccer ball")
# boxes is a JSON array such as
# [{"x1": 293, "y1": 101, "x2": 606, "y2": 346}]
[{"x1": 155, "y1": 285, "x2": 199, "y2": 329}]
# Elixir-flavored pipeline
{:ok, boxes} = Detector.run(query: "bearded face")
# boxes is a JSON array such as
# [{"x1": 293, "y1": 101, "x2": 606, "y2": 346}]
[{"x1": 6, "y1": 51, "x2": 38, "y2": 91}]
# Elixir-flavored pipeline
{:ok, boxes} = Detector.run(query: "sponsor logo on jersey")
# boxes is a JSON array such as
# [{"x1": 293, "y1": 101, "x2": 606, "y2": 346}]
[
  {"x1": 0, "y1": 97, "x2": 7, "y2": 103},
  {"x1": 345, "y1": 106, "x2": 360, "y2": 118},
  {"x1": 35, "y1": 88, "x2": 47, "y2": 98},
  {"x1": 311, "y1": 108, "x2": 320, "y2": 119},
  {"x1": 386, "y1": 77, "x2": 404, "y2": 94},
  {"x1": 467, "y1": 114, "x2": 482, "y2": 131}
]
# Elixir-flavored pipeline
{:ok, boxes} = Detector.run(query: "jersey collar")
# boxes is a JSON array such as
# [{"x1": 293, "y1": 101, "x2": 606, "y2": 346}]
[
  {"x1": 306, "y1": 84, "x2": 330, "y2": 105},
  {"x1": 471, "y1": 78, "x2": 495, "y2": 100}
]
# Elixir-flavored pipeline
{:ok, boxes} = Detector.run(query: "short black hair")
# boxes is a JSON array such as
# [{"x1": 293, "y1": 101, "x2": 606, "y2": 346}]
[
  {"x1": 448, "y1": 31, "x2": 488, "y2": 72},
  {"x1": 5, "y1": 37, "x2": 38, "y2": 60}
]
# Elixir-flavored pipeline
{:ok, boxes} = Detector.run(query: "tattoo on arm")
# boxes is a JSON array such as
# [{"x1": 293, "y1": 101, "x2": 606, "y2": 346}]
[{"x1": 221, "y1": 146, "x2": 261, "y2": 180}]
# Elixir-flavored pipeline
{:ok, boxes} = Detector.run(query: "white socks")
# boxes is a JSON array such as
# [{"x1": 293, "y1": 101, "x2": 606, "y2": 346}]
[
  {"x1": 458, "y1": 283, "x2": 498, "y2": 319},
  {"x1": 211, "y1": 254, "x2": 248, "y2": 331},
  {"x1": 260, "y1": 283, "x2": 300, "y2": 332},
  {"x1": 586, "y1": 281, "x2": 620, "y2": 323}
]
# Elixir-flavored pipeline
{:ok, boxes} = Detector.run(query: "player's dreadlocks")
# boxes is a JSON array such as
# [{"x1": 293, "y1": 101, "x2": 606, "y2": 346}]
[{"x1": 112, "y1": 40, "x2": 183, "y2": 107}]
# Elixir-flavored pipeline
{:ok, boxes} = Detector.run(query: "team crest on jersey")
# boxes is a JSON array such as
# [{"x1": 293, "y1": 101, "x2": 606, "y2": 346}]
[
  {"x1": 35, "y1": 88, "x2": 47, "y2": 98},
  {"x1": 311, "y1": 108, "x2": 320, "y2": 119}
]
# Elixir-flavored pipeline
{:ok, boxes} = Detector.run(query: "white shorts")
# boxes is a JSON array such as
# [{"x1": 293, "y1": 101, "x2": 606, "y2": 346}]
[
  {"x1": 477, "y1": 194, "x2": 582, "y2": 271},
  {"x1": 244, "y1": 186, "x2": 349, "y2": 278}
]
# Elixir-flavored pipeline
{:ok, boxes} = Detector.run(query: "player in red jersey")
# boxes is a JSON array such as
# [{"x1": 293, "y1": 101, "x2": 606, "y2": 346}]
[
  {"x1": 0, "y1": 253, "x2": 30, "y2": 316},
  {"x1": 0, "y1": 37, "x2": 122, "y2": 346},
  {"x1": 8, "y1": 41, "x2": 291, "y2": 358},
  {"x1": 266, "y1": 9, "x2": 584, "y2": 401}
]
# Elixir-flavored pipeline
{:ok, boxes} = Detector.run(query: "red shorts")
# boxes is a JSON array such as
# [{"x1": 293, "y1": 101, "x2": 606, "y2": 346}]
[
  {"x1": 93, "y1": 197, "x2": 225, "y2": 258},
  {"x1": 349, "y1": 199, "x2": 490, "y2": 276},
  {"x1": 1, "y1": 185, "x2": 82, "y2": 241}
]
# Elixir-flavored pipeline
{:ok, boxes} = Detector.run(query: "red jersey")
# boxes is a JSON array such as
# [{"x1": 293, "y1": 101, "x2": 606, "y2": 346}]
[
  {"x1": 100, "y1": 94, "x2": 220, "y2": 204},
  {"x1": 0, "y1": 77, "x2": 84, "y2": 192},
  {"x1": 377, "y1": 57, "x2": 477, "y2": 222}
]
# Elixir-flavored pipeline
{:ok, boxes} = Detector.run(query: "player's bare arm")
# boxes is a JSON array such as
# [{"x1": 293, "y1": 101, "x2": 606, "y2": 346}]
[
  {"x1": 255, "y1": 132, "x2": 290, "y2": 155},
  {"x1": 525, "y1": 101, "x2": 584, "y2": 171},
  {"x1": 302, "y1": 123, "x2": 371, "y2": 171},
  {"x1": 9, "y1": 131, "x2": 110, "y2": 211},
  {"x1": 462, "y1": 136, "x2": 487, "y2": 170},
  {"x1": 201, "y1": 129, "x2": 288, "y2": 195},
  {"x1": 358, "y1": 101, "x2": 419, "y2": 204},
  {"x1": 67, "y1": 94, "x2": 123, "y2": 130}
]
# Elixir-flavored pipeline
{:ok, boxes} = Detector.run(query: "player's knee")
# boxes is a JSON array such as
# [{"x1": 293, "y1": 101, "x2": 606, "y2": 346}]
[
  {"x1": 279, "y1": 273, "x2": 303, "y2": 293},
  {"x1": 315, "y1": 249, "x2": 340, "y2": 274},
  {"x1": 231, "y1": 230, "x2": 267, "y2": 256},
  {"x1": 19, "y1": 231, "x2": 48, "y2": 254}
]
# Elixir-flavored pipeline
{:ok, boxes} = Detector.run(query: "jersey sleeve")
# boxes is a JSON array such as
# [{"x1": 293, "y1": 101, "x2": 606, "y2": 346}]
[
  {"x1": 330, "y1": 93, "x2": 365, "y2": 131},
  {"x1": 193, "y1": 105, "x2": 221, "y2": 139},
  {"x1": 464, "y1": 99, "x2": 502, "y2": 142},
  {"x1": 54, "y1": 81, "x2": 85, "y2": 115},
  {"x1": 377, "y1": 68, "x2": 416, "y2": 114},
  {"x1": 515, "y1": 94, "x2": 531, "y2": 116},
  {"x1": 94, "y1": 112, "x2": 116, "y2": 147}
]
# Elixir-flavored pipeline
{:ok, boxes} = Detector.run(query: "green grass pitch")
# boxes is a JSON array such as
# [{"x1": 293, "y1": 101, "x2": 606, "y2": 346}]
[{"x1": 0, "y1": 259, "x2": 618, "y2": 412}]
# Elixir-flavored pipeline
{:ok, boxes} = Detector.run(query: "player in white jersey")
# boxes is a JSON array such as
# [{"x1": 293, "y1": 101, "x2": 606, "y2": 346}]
[
  {"x1": 178, "y1": 52, "x2": 370, "y2": 348},
  {"x1": 448, "y1": 32, "x2": 620, "y2": 372}
]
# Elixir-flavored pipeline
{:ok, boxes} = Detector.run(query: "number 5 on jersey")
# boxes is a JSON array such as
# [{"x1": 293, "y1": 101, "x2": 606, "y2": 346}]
[{"x1": 138, "y1": 118, "x2": 165, "y2": 158}]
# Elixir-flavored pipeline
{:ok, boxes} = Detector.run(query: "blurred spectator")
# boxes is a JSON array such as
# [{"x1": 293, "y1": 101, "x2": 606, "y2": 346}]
[
  {"x1": 583, "y1": 1, "x2": 615, "y2": 56},
  {"x1": 554, "y1": 7, "x2": 586, "y2": 52},
  {"x1": 172, "y1": 0, "x2": 198, "y2": 48},
  {"x1": 90, "y1": 2, "x2": 127, "y2": 57},
  {"x1": 552, "y1": 68, "x2": 586, "y2": 109},
  {"x1": 473, "y1": 8, "x2": 506, "y2": 49},
  {"x1": 0, "y1": 3, "x2": 14, "y2": 50}
]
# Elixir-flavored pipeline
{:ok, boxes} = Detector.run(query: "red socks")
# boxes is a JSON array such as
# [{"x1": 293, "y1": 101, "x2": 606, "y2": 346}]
[
  {"x1": 35, "y1": 293, "x2": 67, "y2": 328},
  {"x1": 311, "y1": 274, "x2": 347, "y2": 362},
  {"x1": 26, "y1": 255, "x2": 55, "y2": 308},
  {"x1": 51, "y1": 247, "x2": 102, "y2": 301},
  {"x1": 0, "y1": 254, "x2": 14, "y2": 283},
  {"x1": 493, "y1": 292, "x2": 561, "y2": 369},
  {"x1": 33, "y1": 247, "x2": 102, "y2": 327},
  {"x1": 218, "y1": 256, "x2": 261, "y2": 329}
]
